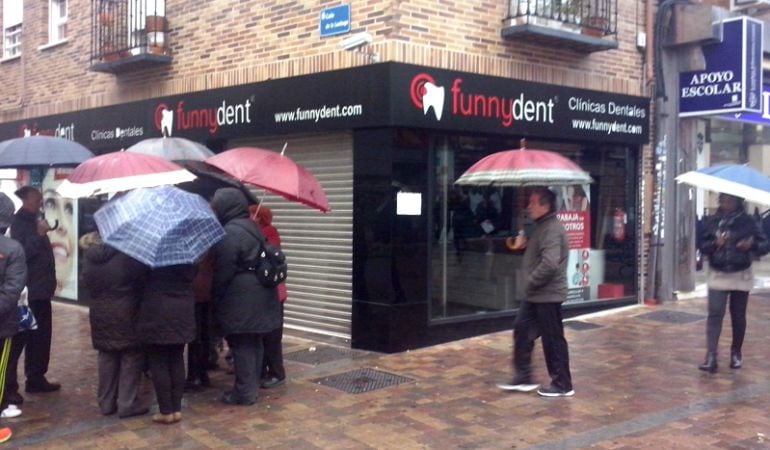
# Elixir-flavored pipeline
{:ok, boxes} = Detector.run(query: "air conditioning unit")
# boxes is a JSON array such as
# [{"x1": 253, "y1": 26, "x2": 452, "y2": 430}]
[{"x1": 731, "y1": 0, "x2": 770, "y2": 11}]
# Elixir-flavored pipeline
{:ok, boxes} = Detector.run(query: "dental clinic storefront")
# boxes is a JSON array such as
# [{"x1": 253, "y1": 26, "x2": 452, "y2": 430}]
[{"x1": 0, "y1": 62, "x2": 649, "y2": 352}]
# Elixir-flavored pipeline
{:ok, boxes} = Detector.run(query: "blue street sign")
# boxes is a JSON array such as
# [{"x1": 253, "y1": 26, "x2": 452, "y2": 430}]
[
  {"x1": 679, "y1": 17, "x2": 763, "y2": 117},
  {"x1": 320, "y1": 4, "x2": 351, "y2": 38}
]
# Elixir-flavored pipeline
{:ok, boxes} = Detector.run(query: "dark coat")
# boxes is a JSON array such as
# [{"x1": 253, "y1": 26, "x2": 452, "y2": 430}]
[
  {"x1": 522, "y1": 212, "x2": 569, "y2": 303},
  {"x1": 136, "y1": 265, "x2": 196, "y2": 345},
  {"x1": 81, "y1": 239, "x2": 148, "y2": 352},
  {"x1": 11, "y1": 208, "x2": 55, "y2": 300},
  {"x1": 0, "y1": 236, "x2": 26, "y2": 340},
  {"x1": 699, "y1": 209, "x2": 770, "y2": 273},
  {"x1": 211, "y1": 188, "x2": 280, "y2": 336}
]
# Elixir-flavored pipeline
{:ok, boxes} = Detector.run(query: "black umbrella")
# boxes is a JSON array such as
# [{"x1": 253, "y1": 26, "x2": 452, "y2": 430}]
[
  {"x1": 176, "y1": 160, "x2": 259, "y2": 204},
  {"x1": 0, "y1": 136, "x2": 94, "y2": 168}
]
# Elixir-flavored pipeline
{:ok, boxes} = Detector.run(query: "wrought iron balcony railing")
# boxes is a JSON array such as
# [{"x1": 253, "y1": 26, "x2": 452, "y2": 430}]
[
  {"x1": 503, "y1": 0, "x2": 618, "y2": 51},
  {"x1": 90, "y1": 0, "x2": 171, "y2": 73}
]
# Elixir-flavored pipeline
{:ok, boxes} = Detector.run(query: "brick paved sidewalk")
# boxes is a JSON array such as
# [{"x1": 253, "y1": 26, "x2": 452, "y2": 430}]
[{"x1": 6, "y1": 293, "x2": 770, "y2": 449}]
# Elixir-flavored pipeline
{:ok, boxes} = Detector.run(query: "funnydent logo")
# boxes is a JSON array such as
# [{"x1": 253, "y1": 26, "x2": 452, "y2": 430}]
[{"x1": 411, "y1": 74, "x2": 445, "y2": 121}]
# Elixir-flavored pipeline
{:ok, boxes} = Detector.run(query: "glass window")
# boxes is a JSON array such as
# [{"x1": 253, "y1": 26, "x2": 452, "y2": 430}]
[
  {"x1": 2, "y1": 0, "x2": 22, "y2": 58},
  {"x1": 430, "y1": 135, "x2": 638, "y2": 320},
  {"x1": 48, "y1": 0, "x2": 67, "y2": 43}
]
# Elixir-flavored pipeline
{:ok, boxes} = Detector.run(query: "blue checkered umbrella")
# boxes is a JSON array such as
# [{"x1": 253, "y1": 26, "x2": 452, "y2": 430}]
[{"x1": 94, "y1": 186, "x2": 225, "y2": 268}]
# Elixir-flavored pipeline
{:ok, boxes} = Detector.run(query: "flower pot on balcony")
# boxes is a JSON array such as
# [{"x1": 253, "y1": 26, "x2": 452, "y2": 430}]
[
  {"x1": 582, "y1": 16, "x2": 607, "y2": 37},
  {"x1": 147, "y1": 44, "x2": 166, "y2": 55},
  {"x1": 145, "y1": 15, "x2": 167, "y2": 32},
  {"x1": 99, "y1": 12, "x2": 114, "y2": 26}
]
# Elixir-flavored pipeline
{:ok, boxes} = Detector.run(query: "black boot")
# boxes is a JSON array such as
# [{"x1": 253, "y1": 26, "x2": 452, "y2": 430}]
[
  {"x1": 730, "y1": 350, "x2": 742, "y2": 369},
  {"x1": 698, "y1": 352, "x2": 718, "y2": 373}
]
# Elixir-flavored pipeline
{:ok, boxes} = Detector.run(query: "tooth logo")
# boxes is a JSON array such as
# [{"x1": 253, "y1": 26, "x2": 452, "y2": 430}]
[
  {"x1": 161, "y1": 109, "x2": 174, "y2": 137},
  {"x1": 410, "y1": 74, "x2": 445, "y2": 121}
]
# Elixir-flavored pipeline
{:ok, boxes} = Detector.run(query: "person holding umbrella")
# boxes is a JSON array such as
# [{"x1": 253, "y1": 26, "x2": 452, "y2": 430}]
[
  {"x1": 80, "y1": 231, "x2": 150, "y2": 418},
  {"x1": 497, "y1": 187, "x2": 573, "y2": 397},
  {"x1": 249, "y1": 204, "x2": 287, "y2": 389},
  {"x1": 210, "y1": 188, "x2": 281, "y2": 406},
  {"x1": 697, "y1": 193, "x2": 770, "y2": 373}
]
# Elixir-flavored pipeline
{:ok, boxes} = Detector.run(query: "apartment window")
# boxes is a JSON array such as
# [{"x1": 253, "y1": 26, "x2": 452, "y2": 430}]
[
  {"x1": 49, "y1": 0, "x2": 68, "y2": 43},
  {"x1": 2, "y1": 0, "x2": 23, "y2": 58}
]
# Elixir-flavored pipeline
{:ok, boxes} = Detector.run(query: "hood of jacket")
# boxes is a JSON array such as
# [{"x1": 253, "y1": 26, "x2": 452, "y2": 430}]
[{"x1": 211, "y1": 187, "x2": 249, "y2": 224}]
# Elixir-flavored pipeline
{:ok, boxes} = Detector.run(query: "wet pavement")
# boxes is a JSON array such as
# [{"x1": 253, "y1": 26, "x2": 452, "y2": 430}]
[{"x1": 6, "y1": 291, "x2": 770, "y2": 449}]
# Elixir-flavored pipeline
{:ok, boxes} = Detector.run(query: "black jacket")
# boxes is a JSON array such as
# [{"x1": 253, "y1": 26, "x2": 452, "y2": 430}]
[
  {"x1": 11, "y1": 208, "x2": 55, "y2": 300},
  {"x1": 136, "y1": 264, "x2": 196, "y2": 345},
  {"x1": 699, "y1": 210, "x2": 770, "y2": 273},
  {"x1": 211, "y1": 188, "x2": 280, "y2": 335},
  {"x1": 81, "y1": 240, "x2": 148, "y2": 352},
  {"x1": 0, "y1": 236, "x2": 26, "y2": 340}
]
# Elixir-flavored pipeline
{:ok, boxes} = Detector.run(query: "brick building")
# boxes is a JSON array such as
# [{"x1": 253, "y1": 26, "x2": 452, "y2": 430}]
[{"x1": 0, "y1": 0, "x2": 651, "y2": 352}]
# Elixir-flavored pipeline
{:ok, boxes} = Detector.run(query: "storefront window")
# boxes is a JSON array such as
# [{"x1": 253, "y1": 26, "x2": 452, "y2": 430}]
[{"x1": 430, "y1": 135, "x2": 638, "y2": 320}]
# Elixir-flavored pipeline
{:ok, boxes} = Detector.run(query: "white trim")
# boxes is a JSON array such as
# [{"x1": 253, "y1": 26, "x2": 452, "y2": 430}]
[{"x1": 38, "y1": 39, "x2": 69, "y2": 51}]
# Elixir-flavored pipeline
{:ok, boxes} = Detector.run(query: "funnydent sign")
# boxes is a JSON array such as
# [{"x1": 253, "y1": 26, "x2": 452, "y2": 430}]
[
  {"x1": 680, "y1": 17, "x2": 763, "y2": 117},
  {"x1": 0, "y1": 62, "x2": 650, "y2": 150}
]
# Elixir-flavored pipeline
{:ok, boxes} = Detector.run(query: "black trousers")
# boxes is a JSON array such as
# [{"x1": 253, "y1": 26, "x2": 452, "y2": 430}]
[
  {"x1": 186, "y1": 302, "x2": 211, "y2": 383},
  {"x1": 513, "y1": 301, "x2": 572, "y2": 391},
  {"x1": 261, "y1": 304, "x2": 285, "y2": 380},
  {"x1": 705, "y1": 289, "x2": 749, "y2": 354},
  {"x1": 146, "y1": 344, "x2": 185, "y2": 415},
  {"x1": 6, "y1": 299, "x2": 53, "y2": 393},
  {"x1": 227, "y1": 333, "x2": 264, "y2": 403}
]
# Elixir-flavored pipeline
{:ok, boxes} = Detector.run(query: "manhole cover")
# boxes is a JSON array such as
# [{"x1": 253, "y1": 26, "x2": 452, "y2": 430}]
[
  {"x1": 285, "y1": 346, "x2": 359, "y2": 365},
  {"x1": 564, "y1": 320, "x2": 603, "y2": 331},
  {"x1": 639, "y1": 310, "x2": 705, "y2": 324},
  {"x1": 312, "y1": 368, "x2": 413, "y2": 394}
]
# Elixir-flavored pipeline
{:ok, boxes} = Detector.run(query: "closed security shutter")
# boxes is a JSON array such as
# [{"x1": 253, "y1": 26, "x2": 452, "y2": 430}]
[{"x1": 231, "y1": 133, "x2": 353, "y2": 339}]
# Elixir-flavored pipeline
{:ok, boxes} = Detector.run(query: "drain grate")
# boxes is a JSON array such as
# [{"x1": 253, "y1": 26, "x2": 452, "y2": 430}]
[
  {"x1": 564, "y1": 320, "x2": 604, "y2": 331},
  {"x1": 284, "y1": 346, "x2": 360, "y2": 365},
  {"x1": 639, "y1": 310, "x2": 705, "y2": 324},
  {"x1": 312, "y1": 368, "x2": 413, "y2": 394}
]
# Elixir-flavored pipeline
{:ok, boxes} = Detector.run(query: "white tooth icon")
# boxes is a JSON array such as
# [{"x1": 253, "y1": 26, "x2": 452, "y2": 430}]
[{"x1": 422, "y1": 82, "x2": 445, "y2": 121}]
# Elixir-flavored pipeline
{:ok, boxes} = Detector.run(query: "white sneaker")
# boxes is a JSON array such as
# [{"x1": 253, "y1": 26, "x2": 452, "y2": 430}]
[
  {"x1": 1, "y1": 405, "x2": 21, "y2": 418},
  {"x1": 497, "y1": 380, "x2": 539, "y2": 392}
]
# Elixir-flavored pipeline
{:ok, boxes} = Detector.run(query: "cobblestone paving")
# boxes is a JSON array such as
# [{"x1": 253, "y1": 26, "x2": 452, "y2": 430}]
[{"x1": 6, "y1": 292, "x2": 770, "y2": 449}]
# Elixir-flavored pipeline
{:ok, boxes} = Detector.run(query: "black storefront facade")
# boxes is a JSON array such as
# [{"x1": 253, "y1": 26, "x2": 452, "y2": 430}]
[{"x1": 0, "y1": 62, "x2": 650, "y2": 353}]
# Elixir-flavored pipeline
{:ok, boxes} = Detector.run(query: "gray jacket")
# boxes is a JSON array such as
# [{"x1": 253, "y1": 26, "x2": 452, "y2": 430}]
[
  {"x1": 522, "y1": 212, "x2": 568, "y2": 303},
  {"x1": 0, "y1": 235, "x2": 26, "y2": 339}
]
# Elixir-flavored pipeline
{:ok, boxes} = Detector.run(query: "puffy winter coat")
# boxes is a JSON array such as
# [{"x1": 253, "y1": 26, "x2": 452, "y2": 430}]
[
  {"x1": 11, "y1": 208, "x2": 55, "y2": 300},
  {"x1": 136, "y1": 264, "x2": 196, "y2": 345},
  {"x1": 0, "y1": 236, "x2": 26, "y2": 340},
  {"x1": 522, "y1": 212, "x2": 569, "y2": 303},
  {"x1": 81, "y1": 235, "x2": 148, "y2": 352},
  {"x1": 211, "y1": 188, "x2": 280, "y2": 335},
  {"x1": 699, "y1": 210, "x2": 770, "y2": 273}
]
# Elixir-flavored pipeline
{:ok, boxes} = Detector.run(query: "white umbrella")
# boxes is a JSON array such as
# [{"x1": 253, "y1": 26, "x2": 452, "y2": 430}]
[{"x1": 676, "y1": 164, "x2": 770, "y2": 206}]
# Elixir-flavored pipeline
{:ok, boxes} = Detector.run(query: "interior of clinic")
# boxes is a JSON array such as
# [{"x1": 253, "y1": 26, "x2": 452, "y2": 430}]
[{"x1": 353, "y1": 129, "x2": 639, "y2": 322}]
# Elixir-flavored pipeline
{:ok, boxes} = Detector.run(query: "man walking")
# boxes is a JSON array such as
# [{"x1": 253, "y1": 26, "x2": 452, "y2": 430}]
[
  {"x1": 498, "y1": 187, "x2": 574, "y2": 397},
  {"x1": 8, "y1": 186, "x2": 60, "y2": 395}
]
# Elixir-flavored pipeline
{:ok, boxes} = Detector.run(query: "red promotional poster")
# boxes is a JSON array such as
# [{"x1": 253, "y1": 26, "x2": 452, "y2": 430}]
[{"x1": 555, "y1": 211, "x2": 590, "y2": 249}]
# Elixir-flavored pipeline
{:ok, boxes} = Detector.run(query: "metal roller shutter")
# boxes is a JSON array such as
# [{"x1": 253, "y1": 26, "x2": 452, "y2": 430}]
[{"x1": 231, "y1": 133, "x2": 353, "y2": 339}]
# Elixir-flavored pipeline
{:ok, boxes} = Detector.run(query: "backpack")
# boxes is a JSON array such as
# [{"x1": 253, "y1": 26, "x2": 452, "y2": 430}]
[{"x1": 234, "y1": 221, "x2": 288, "y2": 288}]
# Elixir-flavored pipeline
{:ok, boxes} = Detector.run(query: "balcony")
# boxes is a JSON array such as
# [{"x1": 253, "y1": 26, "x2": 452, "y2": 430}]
[
  {"x1": 90, "y1": 0, "x2": 171, "y2": 74},
  {"x1": 502, "y1": 0, "x2": 618, "y2": 52}
]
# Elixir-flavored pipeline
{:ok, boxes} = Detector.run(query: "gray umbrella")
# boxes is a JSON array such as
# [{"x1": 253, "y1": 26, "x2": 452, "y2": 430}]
[
  {"x1": 0, "y1": 136, "x2": 94, "y2": 168},
  {"x1": 125, "y1": 137, "x2": 214, "y2": 162}
]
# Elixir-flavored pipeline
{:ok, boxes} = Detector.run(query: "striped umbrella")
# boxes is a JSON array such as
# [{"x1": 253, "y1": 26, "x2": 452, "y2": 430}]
[{"x1": 454, "y1": 142, "x2": 592, "y2": 187}]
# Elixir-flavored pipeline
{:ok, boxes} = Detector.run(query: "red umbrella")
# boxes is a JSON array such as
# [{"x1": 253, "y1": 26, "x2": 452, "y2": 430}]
[
  {"x1": 56, "y1": 151, "x2": 196, "y2": 198},
  {"x1": 455, "y1": 141, "x2": 592, "y2": 186},
  {"x1": 205, "y1": 147, "x2": 330, "y2": 212}
]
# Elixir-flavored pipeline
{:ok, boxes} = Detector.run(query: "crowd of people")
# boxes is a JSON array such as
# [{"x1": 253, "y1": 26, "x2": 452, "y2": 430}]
[
  {"x1": 0, "y1": 182, "x2": 766, "y2": 443},
  {"x1": 0, "y1": 186, "x2": 288, "y2": 442}
]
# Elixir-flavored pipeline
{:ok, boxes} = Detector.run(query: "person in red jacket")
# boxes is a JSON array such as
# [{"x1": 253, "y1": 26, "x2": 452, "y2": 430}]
[{"x1": 249, "y1": 205, "x2": 286, "y2": 388}]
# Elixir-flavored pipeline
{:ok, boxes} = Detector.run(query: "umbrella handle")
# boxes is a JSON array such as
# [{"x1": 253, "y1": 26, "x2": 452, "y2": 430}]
[{"x1": 49, "y1": 219, "x2": 59, "y2": 231}]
